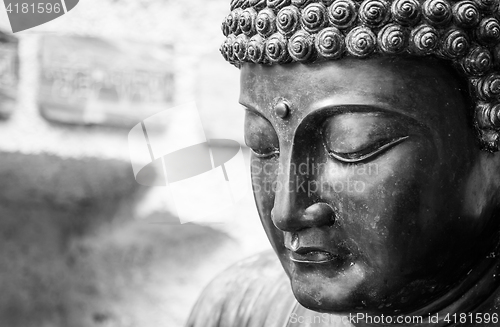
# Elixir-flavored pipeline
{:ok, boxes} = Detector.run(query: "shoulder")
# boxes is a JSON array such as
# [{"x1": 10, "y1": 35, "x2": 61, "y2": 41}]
[{"x1": 186, "y1": 250, "x2": 297, "y2": 327}]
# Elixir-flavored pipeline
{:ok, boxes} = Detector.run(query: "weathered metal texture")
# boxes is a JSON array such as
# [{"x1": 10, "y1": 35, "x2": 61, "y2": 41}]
[{"x1": 237, "y1": 57, "x2": 500, "y2": 325}]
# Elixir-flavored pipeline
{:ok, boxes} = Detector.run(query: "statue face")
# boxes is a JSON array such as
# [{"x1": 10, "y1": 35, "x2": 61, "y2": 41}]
[{"x1": 241, "y1": 57, "x2": 500, "y2": 314}]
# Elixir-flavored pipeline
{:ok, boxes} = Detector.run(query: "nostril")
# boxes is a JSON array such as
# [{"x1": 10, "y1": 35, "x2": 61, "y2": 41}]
[
  {"x1": 303, "y1": 203, "x2": 336, "y2": 227},
  {"x1": 271, "y1": 203, "x2": 336, "y2": 231}
]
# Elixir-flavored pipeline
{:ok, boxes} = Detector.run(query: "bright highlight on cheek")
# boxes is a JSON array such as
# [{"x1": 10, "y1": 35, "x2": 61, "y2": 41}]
[{"x1": 462, "y1": 156, "x2": 492, "y2": 219}]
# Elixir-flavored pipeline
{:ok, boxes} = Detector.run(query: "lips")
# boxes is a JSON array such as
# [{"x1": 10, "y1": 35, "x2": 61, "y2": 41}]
[
  {"x1": 289, "y1": 247, "x2": 338, "y2": 264},
  {"x1": 284, "y1": 230, "x2": 353, "y2": 265}
]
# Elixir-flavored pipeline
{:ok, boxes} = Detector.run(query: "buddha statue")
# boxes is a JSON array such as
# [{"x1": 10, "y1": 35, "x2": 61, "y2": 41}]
[{"x1": 187, "y1": 0, "x2": 500, "y2": 326}]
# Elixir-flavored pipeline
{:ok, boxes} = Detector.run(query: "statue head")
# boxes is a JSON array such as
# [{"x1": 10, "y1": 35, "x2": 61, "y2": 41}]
[{"x1": 221, "y1": 0, "x2": 500, "y2": 316}]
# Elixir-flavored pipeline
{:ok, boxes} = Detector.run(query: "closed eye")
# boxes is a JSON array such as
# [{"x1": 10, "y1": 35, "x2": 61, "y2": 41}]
[
  {"x1": 328, "y1": 136, "x2": 409, "y2": 163},
  {"x1": 250, "y1": 148, "x2": 280, "y2": 159}
]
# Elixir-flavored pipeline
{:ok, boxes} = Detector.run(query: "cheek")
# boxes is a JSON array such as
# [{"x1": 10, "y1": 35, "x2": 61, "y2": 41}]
[
  {"x1": 319, "y1": 142, "x2": 438, "y2": 265},
  {"x1": 250, "y1": 158, "x2": 284, "y2": 248},
  {"x1": 251, "y1": 158, "x2": 277, "y2": 200}
]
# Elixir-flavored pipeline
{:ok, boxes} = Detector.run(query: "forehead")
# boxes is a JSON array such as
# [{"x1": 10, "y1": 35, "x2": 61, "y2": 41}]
[{"x1": 239, "y1": 57, "x2": 469, "y2": 132}]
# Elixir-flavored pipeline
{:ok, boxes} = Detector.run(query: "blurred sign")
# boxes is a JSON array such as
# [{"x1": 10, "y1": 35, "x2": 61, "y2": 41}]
[
  {"x1": 0, "y1": 31, "x2": 18, "y2": 119},
  {"x1": 38, "y1": 35, "x2": 174, "y2": 128}
]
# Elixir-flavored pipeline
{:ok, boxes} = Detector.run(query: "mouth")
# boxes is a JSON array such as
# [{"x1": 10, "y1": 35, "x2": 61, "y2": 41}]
[
  {"x1": 284, "y1": 231, "x2": 353, "y2": 266},
  {"x1": 288, "y1": 247, "x2": 346, "y2": 264}
]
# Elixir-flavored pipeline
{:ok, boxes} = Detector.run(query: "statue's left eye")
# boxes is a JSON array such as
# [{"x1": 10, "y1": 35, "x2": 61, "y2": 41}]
[
  {"x1": 327, "y1": 136, "x2": 408, "y2": 163},
  {"x1": 322, "y1": 112, "x2": 410, "y2": 163}
]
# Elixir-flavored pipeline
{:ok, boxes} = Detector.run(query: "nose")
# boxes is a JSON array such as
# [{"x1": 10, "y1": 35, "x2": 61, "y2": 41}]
[
  {"x1": 272, "y1": 202, "x2": 336, "y2": 231},
  {"x1": 271, "y1": 155, "x2": 336, "y2": 231}
]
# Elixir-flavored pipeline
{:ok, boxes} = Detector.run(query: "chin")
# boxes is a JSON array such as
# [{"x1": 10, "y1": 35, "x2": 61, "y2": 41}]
[
  {"x1": 289, "y1": 273, "x2": 364, "y2": 314},
  {"x1": 290, "y1": 282, "x2": 358, "y2": 314},
  {"x1": 285, "y1": 258, "x2": 372, "y2": 310}
]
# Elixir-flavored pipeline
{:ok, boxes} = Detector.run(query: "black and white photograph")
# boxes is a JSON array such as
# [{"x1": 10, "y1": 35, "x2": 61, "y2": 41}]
[{"x1": 1, "y1": 0, "x2": 500, "y2": 326}]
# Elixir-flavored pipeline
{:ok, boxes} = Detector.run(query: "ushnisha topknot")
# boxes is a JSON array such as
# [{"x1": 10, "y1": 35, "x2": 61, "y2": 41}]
[{"x1": 220, "y1": 0, "x2": 500, "y2": 152}]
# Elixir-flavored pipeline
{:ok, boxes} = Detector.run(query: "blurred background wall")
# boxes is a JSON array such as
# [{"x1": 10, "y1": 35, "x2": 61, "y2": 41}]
[{"x1": 0, "y1": 1, "x2": 271, "y2": 326}]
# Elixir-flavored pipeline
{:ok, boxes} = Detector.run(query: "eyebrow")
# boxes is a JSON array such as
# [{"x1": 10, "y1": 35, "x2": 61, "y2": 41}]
[
  {"x1": 242, "y1": 97, "x2": 402, "y2": 116},
  {"x1": 304, "y1": 103, "x2": 421, "y2": 127},
  {"x1": 240, "y1": 100, "x2": 422, "y2": 129},
  {"x1": 240, "y1": 101, "x2": 392, "y2": 118},
  {"x1": 310, "y1": 103, "x2": 394, "y2": 116}
]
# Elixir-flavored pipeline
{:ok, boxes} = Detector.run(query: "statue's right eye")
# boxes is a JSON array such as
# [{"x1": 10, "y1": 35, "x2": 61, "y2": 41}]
[
  {"x1": 244, "y1": 109, "x2": 280, "y2": 159},
  {"x1": 250, "y1": 147, "x2": 280, "y2": 159}
]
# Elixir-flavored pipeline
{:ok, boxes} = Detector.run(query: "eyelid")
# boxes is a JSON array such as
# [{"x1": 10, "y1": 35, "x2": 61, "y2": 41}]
[
  {"x1": 250, "y1": 148, "x2": 280, "y2": 159},
  {"x1": 328, "y1": 136, "x2": 409, "y2": 163},
  {"x1": 244, "y1": 109, "x2": 280, "y2": 160}
]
